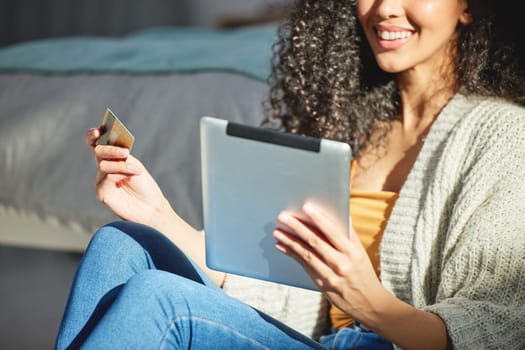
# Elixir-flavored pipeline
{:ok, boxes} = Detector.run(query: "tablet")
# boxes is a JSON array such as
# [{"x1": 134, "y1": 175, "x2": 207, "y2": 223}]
[{"x1": 200, "y1": 116, "x2": 351, "y2": 290}]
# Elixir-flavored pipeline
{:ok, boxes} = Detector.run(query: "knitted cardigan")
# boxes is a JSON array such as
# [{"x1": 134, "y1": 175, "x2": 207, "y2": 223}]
[{"x1": 221, "y1": 94, "x2": 525, "y2": 350}]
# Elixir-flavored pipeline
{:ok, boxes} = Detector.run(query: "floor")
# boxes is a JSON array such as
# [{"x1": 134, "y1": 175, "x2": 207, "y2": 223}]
[{"x1": 0, "y1": 246, "x2": 82, "y2": 349}]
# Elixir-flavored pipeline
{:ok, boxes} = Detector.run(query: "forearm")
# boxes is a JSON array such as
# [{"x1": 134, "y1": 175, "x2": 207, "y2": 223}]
[
  {"x1": 363, "y1": 289, "x2": 449, "y2": 350},
  {"x1": 146, "y1": 198, "x2": 226, "y2": 287}
]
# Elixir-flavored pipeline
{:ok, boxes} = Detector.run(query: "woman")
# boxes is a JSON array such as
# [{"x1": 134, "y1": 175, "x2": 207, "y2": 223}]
[{"x1": 56, "y1": 0, "x2": 525, "y2": 349}]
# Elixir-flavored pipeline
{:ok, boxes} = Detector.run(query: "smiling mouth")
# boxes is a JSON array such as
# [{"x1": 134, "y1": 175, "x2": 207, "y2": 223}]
[{"x1": 377, "y1": 30, "x2": 412, "y2": 41}]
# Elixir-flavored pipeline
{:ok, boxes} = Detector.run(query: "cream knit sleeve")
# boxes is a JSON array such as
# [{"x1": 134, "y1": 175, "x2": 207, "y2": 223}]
[{"x1": 424, "y1": 103, "x2": 525, "y2": 350}]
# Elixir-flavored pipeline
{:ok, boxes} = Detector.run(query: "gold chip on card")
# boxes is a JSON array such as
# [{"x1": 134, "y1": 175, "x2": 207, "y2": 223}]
[{"x1": 96, "y1": 108, "x2": 135, "y2": 150}]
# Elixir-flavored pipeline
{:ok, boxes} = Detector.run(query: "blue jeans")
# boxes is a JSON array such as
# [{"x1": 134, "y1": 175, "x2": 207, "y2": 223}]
[{"x1": 55, "y1": 221, "x2": 393, "y2": 350}]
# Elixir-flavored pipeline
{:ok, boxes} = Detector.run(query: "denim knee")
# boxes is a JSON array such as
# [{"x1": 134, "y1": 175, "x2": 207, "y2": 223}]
[
  {"x1": 84, "y1": 221, "x2": 156, "y2": 269},
  {"x1": 121, "y1": 269, "x2": 199, "y2": 301},
  {"x1": 118, "y1": 269, "x2": 224, "y2": 320},
  {"x1": 88, "y1": 221, "x2": 130, "y2": 249}
]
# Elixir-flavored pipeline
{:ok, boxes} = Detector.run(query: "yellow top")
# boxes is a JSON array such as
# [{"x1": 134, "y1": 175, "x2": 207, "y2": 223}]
[{"x1": 329, "y1": 189, "x2": 399, "y2": 329}]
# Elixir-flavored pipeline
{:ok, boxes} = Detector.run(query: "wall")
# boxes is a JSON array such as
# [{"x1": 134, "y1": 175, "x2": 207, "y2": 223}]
[
  {"x1": 187, "y1": 0, "x2": 289, "y2": 27},
  {"x1": 0, "y1": 0, "x2": 291, "y2": 47}
]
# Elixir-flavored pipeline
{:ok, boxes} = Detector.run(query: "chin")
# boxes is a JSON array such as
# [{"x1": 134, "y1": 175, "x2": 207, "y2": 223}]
[
  {"x1": 375, "y1": 61, "x2": 404, "y2": 74},
  {"x1": 371, "y1": 52, "x2": 404, "y2": 73}
]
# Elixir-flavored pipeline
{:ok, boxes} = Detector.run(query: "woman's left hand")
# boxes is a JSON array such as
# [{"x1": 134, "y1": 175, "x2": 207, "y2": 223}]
[{"x1": 273, "y1": 202, "x2": 388, "y2": 325}]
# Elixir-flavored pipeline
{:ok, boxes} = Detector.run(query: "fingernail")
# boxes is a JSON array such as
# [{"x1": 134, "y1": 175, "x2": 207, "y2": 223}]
[
  {"x1": 275, "y1": 243, "x2": 287, "y2": 253},
  {"x1": 303, "y1": 202, "x2": 315, "y2": 213},
  {"x1": 278, "y1": 212, "x2": 292, "y2": 223}
]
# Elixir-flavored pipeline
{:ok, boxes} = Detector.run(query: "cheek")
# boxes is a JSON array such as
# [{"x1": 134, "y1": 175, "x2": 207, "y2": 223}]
[
  {"x1": 356, "y1": 0, "x2": 372, "y2": 23},
  {"x1": 356, "y1": 1, "x2": 373, "y2": 38},
  {"x1": 417, "y1": 2, "x2": 457, "y2": 31},
  {"x1": 420, "y1": 2, "x2": 438, "y2": 16}
]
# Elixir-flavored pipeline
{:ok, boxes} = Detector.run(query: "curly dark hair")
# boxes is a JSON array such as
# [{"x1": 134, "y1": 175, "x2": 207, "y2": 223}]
[{"x1": 264, "y1": 0, "x2": 525, "y2": 157}]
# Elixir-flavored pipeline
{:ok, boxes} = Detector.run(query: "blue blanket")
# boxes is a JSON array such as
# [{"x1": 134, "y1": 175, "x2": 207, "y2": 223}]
[{"x1": 0, "y1": 25, "x2": 277, "y2": 82}]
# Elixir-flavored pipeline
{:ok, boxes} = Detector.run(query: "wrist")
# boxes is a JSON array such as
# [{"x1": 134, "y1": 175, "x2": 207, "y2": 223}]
[
  {"x1": 358, "y1": 288, "x2": 449, "y2": 350},
  {"x1": 146, "y1": 196, "x2": 177, "y2": 231},
  {"x1": 357, "y1": 285, "x2": 397, "y2": 332}
]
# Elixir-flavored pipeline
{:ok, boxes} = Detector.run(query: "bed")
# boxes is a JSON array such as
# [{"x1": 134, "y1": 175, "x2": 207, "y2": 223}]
[{"x1": 0, "y1": 25, "x2": 277, "y2": 252}]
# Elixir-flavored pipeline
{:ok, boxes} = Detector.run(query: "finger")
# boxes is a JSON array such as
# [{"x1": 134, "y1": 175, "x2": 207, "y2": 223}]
[
  {"x1": 94, "y1": 144, "x2": 130, "y2": 162},
  {"x1": 273, "y1": 228, "x2": 333, "y2": 288},
  {"x1": 94, "y1": 153, "x2": 141, "y2": 184},
  {"x1": 277, "y1": 211, "x2": 333, "y2": 251},
  {"x1": 95, "y1": 171, "x2": 128, "y2": 189},
  {"x1": 95, "y1": 173, "x2": 133, "y2": 204},
  {"x1": 98, "y1": 159, "x2": 140, "y2": 177},
  {"x1": 302, "y1": 202, "x2": 350, "y2": 252},
  {"x1": 86, "y1": 128, "x2": 101, "y2": 148},
  {"x1": 277, "y1": 211, "x2": 347, "y2": 271}
]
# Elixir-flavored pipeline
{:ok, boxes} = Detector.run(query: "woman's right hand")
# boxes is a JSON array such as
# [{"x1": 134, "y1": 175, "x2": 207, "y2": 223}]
[
  {"x1": 86, "y1": 128, "x2": 171, "y2": 227},
  {"x1": 87, "y1": 127, "x2": 226, "y2": 286}
]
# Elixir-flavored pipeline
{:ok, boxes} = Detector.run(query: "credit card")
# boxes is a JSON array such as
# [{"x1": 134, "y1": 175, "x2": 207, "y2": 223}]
[{"x1": 96, "y1": 108, "x2": 135, "y2": 150}]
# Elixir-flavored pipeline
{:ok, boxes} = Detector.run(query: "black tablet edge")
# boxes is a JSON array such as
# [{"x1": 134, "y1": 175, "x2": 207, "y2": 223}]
[{"x1": 226, "y1": 122, "x2": 321, "y2": 153}]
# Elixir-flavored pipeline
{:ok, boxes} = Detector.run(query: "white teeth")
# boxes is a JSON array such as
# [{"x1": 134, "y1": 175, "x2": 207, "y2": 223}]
[{"x1": 378, "y1": 30, "x2": 412, "y2": 40}]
